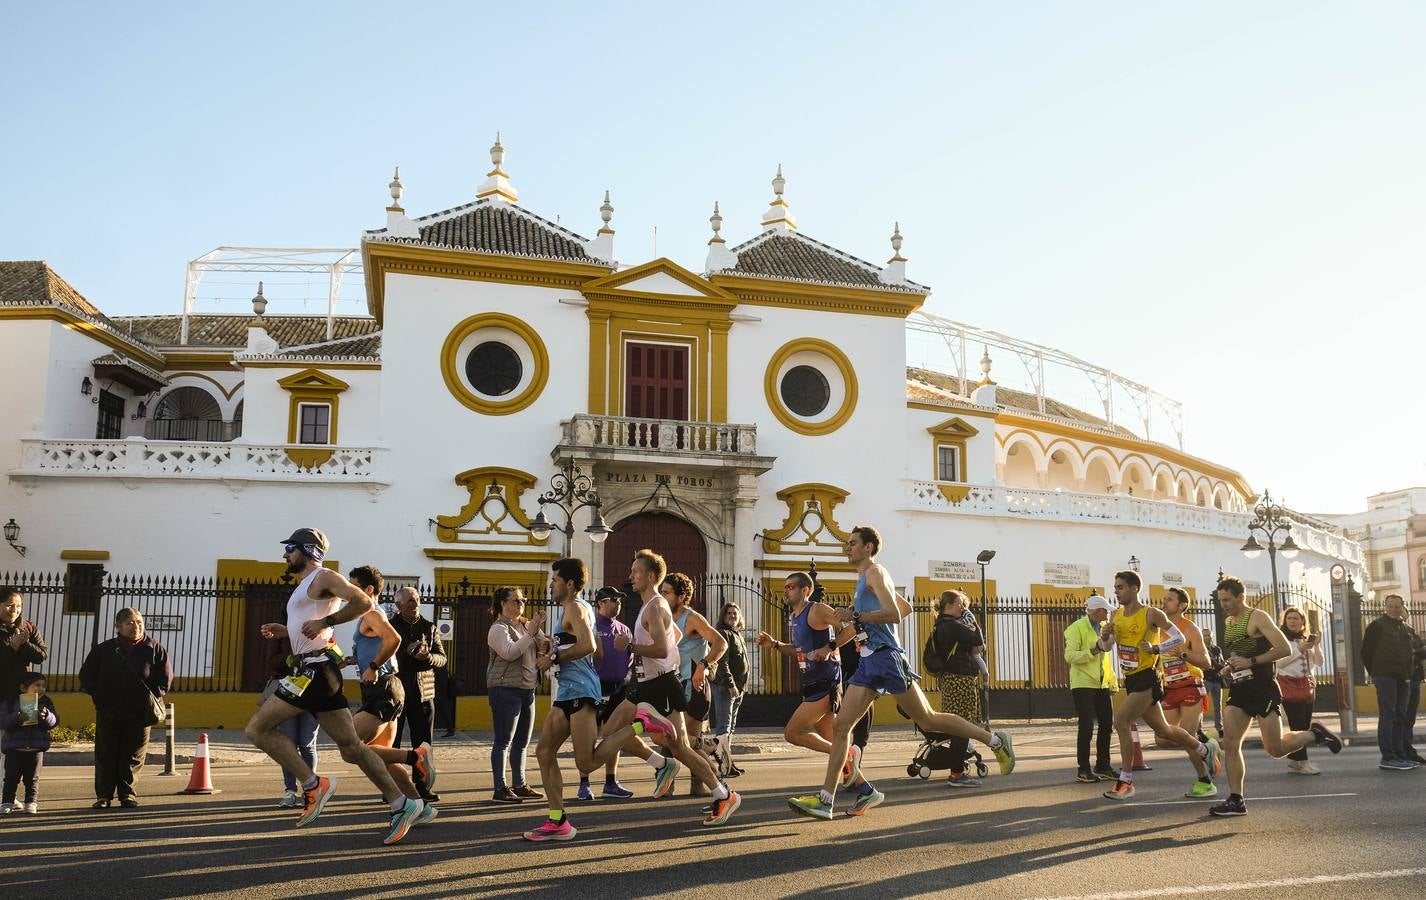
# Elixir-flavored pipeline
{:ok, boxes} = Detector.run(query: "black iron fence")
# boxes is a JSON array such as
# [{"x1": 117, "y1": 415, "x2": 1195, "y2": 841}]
[{"x1": 0, "y1": 567, "x2": 1363, "y2": 717}]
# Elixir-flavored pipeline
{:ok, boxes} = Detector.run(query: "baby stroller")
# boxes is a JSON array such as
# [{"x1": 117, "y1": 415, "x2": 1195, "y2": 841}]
[{"x1": 906, "y1": 722, "x2": 989, "y2": 780}]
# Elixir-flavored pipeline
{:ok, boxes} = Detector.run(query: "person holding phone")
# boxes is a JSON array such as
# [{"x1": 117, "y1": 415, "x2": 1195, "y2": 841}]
[{"x1": 1275, "y1": 607, "x2": 1324, "y2": 775}]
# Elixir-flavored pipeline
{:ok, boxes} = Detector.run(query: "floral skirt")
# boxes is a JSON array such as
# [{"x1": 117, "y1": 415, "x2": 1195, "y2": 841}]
[{"x1": 938, "y1": 672, "x2": 981, "y2": 721}]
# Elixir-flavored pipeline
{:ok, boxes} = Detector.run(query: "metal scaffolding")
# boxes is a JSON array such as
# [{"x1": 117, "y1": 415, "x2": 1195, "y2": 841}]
[
  {"x1": 180, "y1": 247, "x2": 363, "y2": 345},
  {"x1": 907, "y1": 310, "x2": 1185, "y2": 449}
]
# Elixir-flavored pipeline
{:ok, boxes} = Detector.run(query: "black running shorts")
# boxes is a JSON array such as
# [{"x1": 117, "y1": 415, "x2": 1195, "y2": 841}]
[
  {"x1": 599, "y1": 679, "x2": 626, "y2": 725},
  {"x1": 274, "y1": 658, "x2": 348, "y2": 714},
  {"x1": 553, "y1": 697, "x2": 600, "y2": 718},
  {"x1": 358, "y1": 672, "x2": 405, "y2": 723},
  {"x1": 1124, "y1": 668, "x2": 1165, "y2": 703},
  {"x1": 1226, "y1": 677, "x2": 1282, "y2": 719},
  {"x1": 801, "y1": 677, "x2": 843, "y2": 714},
  {"x1": 625, "y1": 671, "x2": 688, "y2": 717}
]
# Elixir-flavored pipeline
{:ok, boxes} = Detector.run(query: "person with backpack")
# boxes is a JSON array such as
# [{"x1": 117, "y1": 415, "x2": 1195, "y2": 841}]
[{"x1": 928, "y1": 590, "x2": 987, "y2": 788}]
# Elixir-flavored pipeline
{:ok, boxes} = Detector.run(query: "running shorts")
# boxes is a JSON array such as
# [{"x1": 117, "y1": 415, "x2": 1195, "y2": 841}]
[
  {"x1": 598, "y1": 679, "x2": 626, "y2": 725},
  {"x1": 801, "y1": 677, "x2": 843, "y2": 713},
  {"x1": 848, "y1": 647, "x2": 911, "y2": 696},
  {"x1": 358, "y1": 672, "x2": 405, "y2": 722},
  {"x1": 683, "y1": 679, "x2": 712, "y2": 722},
  {"x1": 274, "y1": 657, "x2": 348, "y2": 714},
  {"x1": 624, "y1": 671, "x2": 688, "y2": 717},
  {"x1": 553, "y1": 697, "x2": 600, "y2": 718},
  {"x1": 1226, "y1": 677, "x2": 1282, "y2": 719},
  {"x1": 1123, "y1": 667, "x2": 1165, "y2": 703},
  {"x1": 1161, "y1": 680, "x2": 1206, "y2": 711}
]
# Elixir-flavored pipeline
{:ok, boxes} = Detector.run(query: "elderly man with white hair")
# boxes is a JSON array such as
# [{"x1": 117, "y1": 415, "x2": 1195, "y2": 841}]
[{"x1": 1064, "y1": 593, "x2": 1119, "y2": 783}]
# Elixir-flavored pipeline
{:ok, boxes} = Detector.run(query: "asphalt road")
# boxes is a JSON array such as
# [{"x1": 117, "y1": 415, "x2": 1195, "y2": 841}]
[{"x1": 8, "y1": 732, "x2": 1425, "y2": 899}]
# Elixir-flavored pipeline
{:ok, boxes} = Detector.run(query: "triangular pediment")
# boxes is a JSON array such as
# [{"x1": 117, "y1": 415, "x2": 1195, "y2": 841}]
[
  {"x1": 276, "y1": 368, "x2": 350, "y2": 393},
  {"x1": 582, "y1": 258, "x2": 737, "y2": 304},
  {"x1": 926, "y1": 415, "x2": 979, "y2": 439}
]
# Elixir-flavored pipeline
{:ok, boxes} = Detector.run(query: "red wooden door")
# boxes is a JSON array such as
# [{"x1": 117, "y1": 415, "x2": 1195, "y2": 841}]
[
  {"x1": 625, "y1": 343, "x2": 689, "y2": 420},
  {"x1": 602, "y1": 512, "x2": 710, "y2": 624}
]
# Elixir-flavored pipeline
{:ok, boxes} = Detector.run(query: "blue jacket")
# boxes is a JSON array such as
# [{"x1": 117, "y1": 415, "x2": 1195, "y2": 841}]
[{"x1": 1, "y1": 694, "x2": 58, "y2": 752}]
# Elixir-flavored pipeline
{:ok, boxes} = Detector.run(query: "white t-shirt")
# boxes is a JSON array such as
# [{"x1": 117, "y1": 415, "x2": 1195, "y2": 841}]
[{"x1": 286, "y1": 568, "x2": 340, "y2": 655}]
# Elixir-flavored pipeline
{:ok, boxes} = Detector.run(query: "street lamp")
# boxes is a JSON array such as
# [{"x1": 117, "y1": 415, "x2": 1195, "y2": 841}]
[
  {"x1": 975, "y1": 549, "x2": 995, "y2": 723},
  {"x1": 530, "y1": 460, "x2": 612, "y2": 556},
  {"x1": 1240, "y1": 489, "x2": 1298, "y2": 608},
  {"x1": 3, "y1": 518, "x2": 25, "y2": 557},
  {"x1": 1127, "y1": 555, "x2": 1140, "y2": 573}
]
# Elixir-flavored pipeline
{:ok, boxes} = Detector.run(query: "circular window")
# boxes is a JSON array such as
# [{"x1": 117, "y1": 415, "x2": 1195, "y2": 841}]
[
  {"x1": 780, "y1": 365, "x2": 830, "y2": 417},
  {"x1": 465, "y1": 341, "x2": 522, "y2": 397}
]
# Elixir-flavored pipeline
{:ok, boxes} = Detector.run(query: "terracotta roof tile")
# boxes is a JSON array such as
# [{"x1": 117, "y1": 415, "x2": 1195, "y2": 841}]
[
  {"x1": 907, "y1": 366, "x2": 1133, "y2": 435},
  {"x1": 0, "y1": 260, "x2": 110, "y2": 320},
  {"x1": 367, "y1": 200, "x2": 602, "y2": 263},
  {"x1": 114, "y1": 314, "x2": 380, "y2": 349},
  {"x1": 718, "y1": 231, "x2": 928, "y2": 292}
]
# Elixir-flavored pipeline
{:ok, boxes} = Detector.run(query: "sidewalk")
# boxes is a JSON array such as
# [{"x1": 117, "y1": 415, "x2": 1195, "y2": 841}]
[{"x1": 43, "y1": 714, "x2": 1412, "y2": 768}]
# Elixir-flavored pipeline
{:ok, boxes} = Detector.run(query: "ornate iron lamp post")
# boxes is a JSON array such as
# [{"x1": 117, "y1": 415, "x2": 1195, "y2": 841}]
[
  {"x1": 529, "y1": 461, "x2": 612, "y2": 557},
  {"x1": 1240, "y1": 489, "x2": 1299, "y2": 607}
]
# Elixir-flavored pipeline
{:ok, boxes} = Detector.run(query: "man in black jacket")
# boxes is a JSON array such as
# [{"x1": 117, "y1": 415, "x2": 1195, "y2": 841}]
[
  {"x1": 390, "y1": 587, "x2": 447, "y2": 801},
  {"x1": 1360, "y1": 594, "x2": 1419, "y2": 770}
]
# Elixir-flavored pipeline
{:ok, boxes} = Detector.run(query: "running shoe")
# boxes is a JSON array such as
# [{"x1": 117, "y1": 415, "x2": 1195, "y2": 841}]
[
  {"x1": 1209, "y1": 797, "x2": 1247, "y2": 817},
  {"x1": 574, "y1": 782, "x2": 595, "y2": 802},
  {"x1": 415, "y1": 803, "x2": 438, "y2": 826},
  {"x1": 1185, "y1": 779, "x2": 1218, "y2": 799},
  {"x1": 601, "y1": 781, "x2": 634, "y2": 799},
  {"x1": 847, "y1": 787, "x2": 885, "y2": 816},
  {"x1": 991, "y1": 730, "x2": 1016, "y2": 776},
  {"x1": 277, "y1": 789, "x2": 301, "y2": 809},
  {"x1": 1378, "y1": 758, "x2": 1414, "y2": 771},
  {"x1": 1309, "y1": 722, "x2": 1342, "y2": 754},
  {"x1": 1092, "y1": 766, "x2": 1119, "y2": 781},
  {"x1": 1205, "y1": 738, "x2": 1223, "y2": 777},
  {"x1": 634, "y1": 702, "x2": 677, "y2": 739},
  {"x1": 0, "y1": 802, "x2": 11, "y2": 814},
  {"x1": 1075, "y1": 771, "x2": 1099, "y2": 784},
  {"x1": 946, "y1": 772, "x2": 982, "y2": 788},
  {"x1": 787, "y1": 794, "x2": 833, "y2": 820},
  {"x1": 702, "y1": 791, "x2": 741, "y2": 826},
  {"x1": 383, "y1": 797, "x2": 424, "y2": 845},
  {"x1": 841, "y1": 744, "x2": 862, "y2": 788},
  {"x1": 296, "y1": 776, "x2": 336, "y2": 827},
  {"x1": 23, "y1": 802, "x2": 37, "y2": 815},
  {"x1": 1103, "y1": 780, "x2": 1135, "y2": 801},
  {"x1": 652, "y1": 757, "x2": 682, "y2": 798},
  {"x1": 413, "y1": 742, "x2": 438, "y2": 792},
  {"x1": 523, "y1": 817, "x2": 577, "y2": 841}
]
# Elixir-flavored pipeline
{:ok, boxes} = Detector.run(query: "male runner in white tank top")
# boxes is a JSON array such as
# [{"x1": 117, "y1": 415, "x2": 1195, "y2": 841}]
[
  {"x1": 244, "y1": 528, "x2": 425, "y2": 845},
  {"x1": 576, "y1": 549, "x2": 741, "y2": 826}
]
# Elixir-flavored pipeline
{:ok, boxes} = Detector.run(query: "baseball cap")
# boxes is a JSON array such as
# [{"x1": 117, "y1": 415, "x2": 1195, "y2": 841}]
[
  {"x1": 279, "y1": 527, "x2": 329, "y2": 552},
  {"x1": 593, "y1": 586, "x2": 622, "y2": 603},
  {"x1": 1086, "y1": 594, "x2": 1113, "y2": 613}
]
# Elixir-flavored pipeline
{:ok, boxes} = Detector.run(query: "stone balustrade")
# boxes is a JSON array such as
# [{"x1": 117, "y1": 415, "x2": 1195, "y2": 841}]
[
  {"x1": 14, "y1": 438, "x2": 386, "y2": 483},
  {"x1": 559, "y1": 415, "x2": 758, "y2": 456}
]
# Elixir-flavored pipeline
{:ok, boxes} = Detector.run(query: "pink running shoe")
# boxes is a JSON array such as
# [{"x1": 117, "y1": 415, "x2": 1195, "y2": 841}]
[
  {"x1": 523, "y1": 817, "x2": 577, "y2": 842},
  {"x1": 634, "y1": 702, "x2": 676, "y2": 739}
]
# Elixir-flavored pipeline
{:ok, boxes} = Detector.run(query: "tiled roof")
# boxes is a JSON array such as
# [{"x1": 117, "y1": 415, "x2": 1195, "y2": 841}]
[
  {"x1": 92, "y1": 352, "x2": 169, "y2": 387},
  {"x1": 907, "y1": 366, "x2": 1132, "y2": 435},
  {"x1": 366, "y1": 199, "x2": 603, "y2": 264},
  {"x1": 717, "y1": 231, "x2": 929, "y2": 293},
  {"x1": 0, "y1": 260, "x2": 109, "y2": 319},
  {"x1": 114, "y1": 314, "x2": 381, "y2": 349},
  {"x1": 264, "y1": 332, "x2": 381, "y2": 361}
]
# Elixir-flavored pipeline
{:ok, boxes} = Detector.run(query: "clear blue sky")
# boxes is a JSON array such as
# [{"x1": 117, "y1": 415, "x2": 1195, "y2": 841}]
[{"x1": 4, "y1": 2, "x2": 1423, "y2": 513}]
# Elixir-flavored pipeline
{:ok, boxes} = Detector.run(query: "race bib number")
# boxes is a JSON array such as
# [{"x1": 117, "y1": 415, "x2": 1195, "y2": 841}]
[
  {"x1": 1225, "y1": 665, "x2": 1254, "y2": 685},
  {"x1": 797, "y1": 651, "x2": 808, "y2": 672},
  {"x1": 276, "y1": 671, "x2": 312, "y2": 701},
  {"x1": 1116, "y1": 644, "x2": 1140, "y2": 667},
  {"x1": 1162, "y1": 657, "x2": 1194, "y2": 685}
]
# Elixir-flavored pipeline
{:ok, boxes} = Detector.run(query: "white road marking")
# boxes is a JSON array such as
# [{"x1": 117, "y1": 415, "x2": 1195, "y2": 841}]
[
  {"x1": 1133, "y1": 790, "x2": 1356, "y2": 806},
  {"x1": 993, "y1": 816, "x2": 1055, "y2": 828},
  {"x1": 1031, "y1": 867, "x2": 1426, "y2": 900}
]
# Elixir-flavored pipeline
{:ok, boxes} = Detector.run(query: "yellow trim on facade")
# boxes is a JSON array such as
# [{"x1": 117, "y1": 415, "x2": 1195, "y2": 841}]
[
  {"x1": 424, "y1": 548, "x2": 561, "y2": 562},
  {"x1": 0, "y1": 307, "x2": 166, "y2": 368},
  {"x1": 362, "y1": 240, "x2": 612, "y2": 325},
  {"x1": 165, "y1": 372, "x2": 243, "y2": 400},
  {"x1": 431, "y1": 466, "x2": 552, "y2": 547},
  {"x1": 927, "y1": 415, "x2": 977, "y2": 484},
  {"x1": 439, "y1": 312, "x2": 550, "y2": 416},
  {"x1": 761, "y1": 482, "x2": 853, "y2": 554},
  {"x1": 906, "y1": 399, "x2": 999, "y2": 417},
  {"x1": 764, "y1": 338, "x2": 859, "y2": 436},
  {"x1": 59, "y1": 549, "x2": 110, "y2": 561},
  {"x1": 274, "y1": 368, "x2": 347, "y2": 466},
  {"x1": 244, "y1": 360, "x2": 380, "y2": 371},
  {"x1": 708, "y1": 273, "x2": 927, "y2": 318},
  {"x1": 161, "y1": 351, "x2": 238, "y2": 371}
]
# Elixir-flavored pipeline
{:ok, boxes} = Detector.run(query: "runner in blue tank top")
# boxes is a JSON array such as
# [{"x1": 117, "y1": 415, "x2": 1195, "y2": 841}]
[
  {"x1": 789, "y1": 525, "x2": 1018, "y2": 821},
  {"x1": 757, "y1": 571, "x2": 868, "y2": 789},
  {"x1": 523, "y1": 558, "x2": 602, "y2": 842}
]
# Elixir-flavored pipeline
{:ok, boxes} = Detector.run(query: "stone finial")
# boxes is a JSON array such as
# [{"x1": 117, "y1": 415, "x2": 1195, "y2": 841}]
[
  {"x1": 878, "y1": 221, "x2": 909, "y2": 284},
  {"x1": 387, "y1": 166, "x2": 404, "y2": 211},
  {"x1": 476, "y1": 131, "x2": 519, "y2": 202},
  {"x1": 760, "y1": 163, "x2": 798, "y2": 232},
  {"x1": 251, "y1": 282, "x2": 267, "y2": 317},
  {"x1": 970, "y1": 345, "x2": 998, "y2": 406},
  {"x1": 586, "y1": 190, "x2": 616, "y2": 263},
  {"x1": 978, "y1": 346, "x2": 995, "y2": 385},
  {"x1": 706, "y1": 200, "x2": 739, "y2": 272}
]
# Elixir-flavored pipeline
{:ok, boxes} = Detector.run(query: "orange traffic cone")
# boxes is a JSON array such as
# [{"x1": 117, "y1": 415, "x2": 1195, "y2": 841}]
[
  {"x1": 179, "y1": 733, "x2": 222, "y2": 795},
  {"x1": 1130, "y1": 722, "x2": 1153, "y2": 771}
]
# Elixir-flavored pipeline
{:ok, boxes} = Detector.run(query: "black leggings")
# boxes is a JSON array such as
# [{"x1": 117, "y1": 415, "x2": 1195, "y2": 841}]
[
  {"x1": 1072, "y1": 687, "x2": 1113, "y2": 772},
  {"x1": 1282, "y1": 699, "x2": 1313, "y2": 761},
  {"x1": 2, "y1": 750, "x2": 43, "y2": 803}
]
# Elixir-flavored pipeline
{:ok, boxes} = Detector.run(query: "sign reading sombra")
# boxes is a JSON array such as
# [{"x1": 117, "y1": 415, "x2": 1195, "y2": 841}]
[{"x1": 1043, "y1": 562, "x2": 1091, "y2": 586}]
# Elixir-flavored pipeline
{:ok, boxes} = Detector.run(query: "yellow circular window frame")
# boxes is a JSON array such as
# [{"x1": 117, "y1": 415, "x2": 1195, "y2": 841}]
[
  {"x1": 764, "y1": 337, "x2": 859, "y2": 436},
  {"x1": 440, "y1": 312, "x2": 550, "y2": 415}
]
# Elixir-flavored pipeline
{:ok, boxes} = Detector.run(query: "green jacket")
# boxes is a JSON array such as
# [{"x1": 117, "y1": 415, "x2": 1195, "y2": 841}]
[{"x1": 1064, "y1": 615, "x2": 1117, "y2": 691}]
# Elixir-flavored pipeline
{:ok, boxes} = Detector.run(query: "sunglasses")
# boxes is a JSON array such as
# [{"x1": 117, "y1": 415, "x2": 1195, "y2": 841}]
[{"x1": 284, "y1": 544, "x2": 300, "y2": 554}]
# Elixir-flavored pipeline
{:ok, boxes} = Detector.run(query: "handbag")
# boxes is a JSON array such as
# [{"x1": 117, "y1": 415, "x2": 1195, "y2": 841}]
[
  {"x1": 1276, "y1": 674, "x2": 1314, "y2": 704},
  {"x1": 118, "y1": 645, "x2": 167, "y2": 727}
]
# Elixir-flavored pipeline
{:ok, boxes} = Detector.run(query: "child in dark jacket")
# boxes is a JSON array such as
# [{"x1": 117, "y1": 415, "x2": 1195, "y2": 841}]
[{"x1": 2, "y1": 672, "x2": 58, "y2": 813}]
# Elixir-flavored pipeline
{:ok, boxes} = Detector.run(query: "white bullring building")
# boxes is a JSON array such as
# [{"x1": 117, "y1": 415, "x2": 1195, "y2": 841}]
[{"x1": 0, "y1": 139, "x2": 1364, "y2": 718}]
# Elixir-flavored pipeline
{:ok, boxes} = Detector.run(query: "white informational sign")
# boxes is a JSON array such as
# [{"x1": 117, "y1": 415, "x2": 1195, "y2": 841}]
[
  {"x1": 1043, "y1": 563, "x2": 1091, "y2": 586},
  {"x1": 1161, "y1": 572, "x2": 1183, "y2": 585},
  {"x1": 928, "y1": 560, "x2": 978, "y2": 582},
  {"x1": 1244, "y1": 580, "x2": 1265, "y2": 596}
]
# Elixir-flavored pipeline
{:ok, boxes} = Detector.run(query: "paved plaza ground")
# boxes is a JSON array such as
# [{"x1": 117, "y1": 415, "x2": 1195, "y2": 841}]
[{"x1": 9, "y1": 719, "x2": 1425, "y2": 899}]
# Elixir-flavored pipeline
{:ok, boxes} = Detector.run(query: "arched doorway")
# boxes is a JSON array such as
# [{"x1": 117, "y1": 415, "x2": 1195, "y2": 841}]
[{"x1": 602, "y1": 511, "x2": 709, "y2": 619}]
